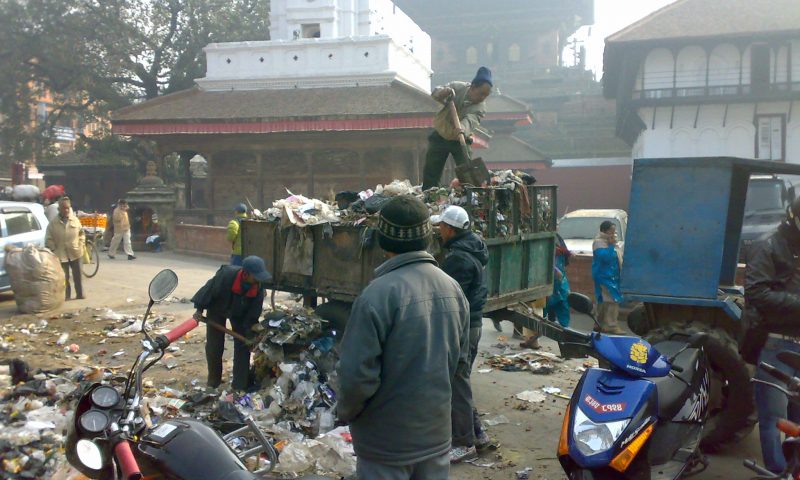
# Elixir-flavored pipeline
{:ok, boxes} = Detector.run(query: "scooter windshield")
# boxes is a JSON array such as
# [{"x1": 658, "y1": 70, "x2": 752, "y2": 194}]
[{"x1": 593, "y1": 335, "x2": 671, "y2": 378}]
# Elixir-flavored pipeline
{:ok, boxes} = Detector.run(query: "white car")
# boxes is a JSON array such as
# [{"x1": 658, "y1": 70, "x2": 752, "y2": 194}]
[
  {"x1": 558, "y1": 209, "x2": 628, "y2": 255},
  {"x1": 0, "y1": 201, "x2": 49, "y2": 292}
]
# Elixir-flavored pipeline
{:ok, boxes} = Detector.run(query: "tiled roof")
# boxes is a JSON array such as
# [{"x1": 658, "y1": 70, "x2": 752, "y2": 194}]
[
  {"x1": 606, "y1": 0, "x2": 800, "y2": 44},
  {"x1": 113, "y1": 81, "x2": 439, "y2": 123}
]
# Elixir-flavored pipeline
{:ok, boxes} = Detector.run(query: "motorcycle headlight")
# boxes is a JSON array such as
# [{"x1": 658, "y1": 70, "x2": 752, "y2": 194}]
[
  {"x1": 572, "y1": 407, "x2": 630, "y2": 456},
  {"x1": 76, "y1": 439, "x2": 104, "y2": 470}
]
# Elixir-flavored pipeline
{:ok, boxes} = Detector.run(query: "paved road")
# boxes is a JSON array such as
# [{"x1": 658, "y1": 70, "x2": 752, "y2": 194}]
[{"x1": 0, "y1": 251, "x2": 766, "y2": 478}]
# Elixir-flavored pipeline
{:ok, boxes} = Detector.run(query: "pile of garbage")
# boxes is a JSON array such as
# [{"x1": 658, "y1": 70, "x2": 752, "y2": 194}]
[
  {"x1": 0, "y1": 361, "x2": 102, "y2": 478},
  {"x1": 0, "y1": 299, "x2": 352, "y2": 479},
  {"x1": 484, "y1": 349, "x2": 562, "y2": 375},
  {"x1": 259, "y1": 171, "x2": 550, "y2": 238}
]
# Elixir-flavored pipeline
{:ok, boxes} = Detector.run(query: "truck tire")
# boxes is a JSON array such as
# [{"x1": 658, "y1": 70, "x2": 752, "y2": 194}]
[{"x1": 644, "y1": 323, "x2": 756, "y2": 452}]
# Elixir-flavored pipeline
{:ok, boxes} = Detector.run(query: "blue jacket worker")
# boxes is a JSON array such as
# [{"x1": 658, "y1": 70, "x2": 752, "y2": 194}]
[{"x1": 592, "y1": 221, "x2": 624, "y2": 334}]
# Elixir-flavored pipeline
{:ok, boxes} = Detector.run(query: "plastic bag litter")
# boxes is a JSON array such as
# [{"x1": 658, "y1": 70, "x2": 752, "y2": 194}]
[
  {"x1": 4, "y1": 245, "x2": 65, "y2": 313},
  {"x1": 273, "y1": 436, "x2": 355, "y2": 476},
  {"x1": 375, "y1": 179, "x2": 415, "y2": 197},
  {"x1": 515, "y1": 390, "x2": 546, "y2": 403},
  {"x1": 484, "y1": 414, "x2": 510, "y2": 426}
]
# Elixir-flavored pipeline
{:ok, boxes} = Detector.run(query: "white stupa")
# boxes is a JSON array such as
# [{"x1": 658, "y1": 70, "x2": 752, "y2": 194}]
[{"x1": 197, "y1": 0, "x2": 432, "y2": 92}]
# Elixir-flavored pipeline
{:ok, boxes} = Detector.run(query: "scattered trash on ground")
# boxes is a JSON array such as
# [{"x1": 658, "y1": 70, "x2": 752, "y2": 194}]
[
  {"x1": 515, "y1": 390, "x2": 546, "y2": 403},
  {"x1": 484, "y1": 414, "x2": 510, "y2": 426}
]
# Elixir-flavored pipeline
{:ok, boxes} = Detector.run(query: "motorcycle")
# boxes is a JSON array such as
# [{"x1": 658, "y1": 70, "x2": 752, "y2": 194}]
[
  {"x1": 744, "y1": 350, "x2": 800, "y2": 479},
  {"x1": 65, "y1": 269, "x2": 278, "y2": 480},
  {"x1": 556, "y1": 293, "x2": 710, "y2": 479}
]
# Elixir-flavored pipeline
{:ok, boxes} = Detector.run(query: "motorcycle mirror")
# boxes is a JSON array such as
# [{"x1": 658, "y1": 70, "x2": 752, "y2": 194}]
[
  {"x1": 148, "y1": 269, "x2": 179, "y2": 303},
  {"x1": 567, "y1": 292, "x2": 594, "y2": 316},
  {"x1": 778, "y1": 351, "x2": 800, "y2": 372}
]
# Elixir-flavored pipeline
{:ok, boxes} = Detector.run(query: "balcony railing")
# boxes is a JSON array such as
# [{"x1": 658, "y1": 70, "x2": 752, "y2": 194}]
[{"x1": 632, "y1": 81, "x2": 799, "y2": 101}]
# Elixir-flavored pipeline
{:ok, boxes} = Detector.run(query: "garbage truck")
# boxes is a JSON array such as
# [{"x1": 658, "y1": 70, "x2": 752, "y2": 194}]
[{"x1": 240, "y1": 184, "x2": 558, "y2": 334}]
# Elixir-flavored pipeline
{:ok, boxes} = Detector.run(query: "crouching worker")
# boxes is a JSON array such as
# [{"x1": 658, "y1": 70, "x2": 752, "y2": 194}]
[{"x1": 192, "y1": 255, "x2": 271, "y2": 392}]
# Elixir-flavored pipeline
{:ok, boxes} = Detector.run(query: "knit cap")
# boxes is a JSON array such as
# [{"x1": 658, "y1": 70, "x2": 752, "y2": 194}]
[{"x1": 377, "y1": 196, "x2": 432, "y2": 253}]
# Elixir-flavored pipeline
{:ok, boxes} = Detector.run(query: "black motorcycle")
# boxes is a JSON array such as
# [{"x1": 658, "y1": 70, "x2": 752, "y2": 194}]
[
  {"x1": 744, "y1": 351, "x2": 800, "y2": 480},
  {"x1": 65, "y1": 269, "x2": 278, "y2": 480}
]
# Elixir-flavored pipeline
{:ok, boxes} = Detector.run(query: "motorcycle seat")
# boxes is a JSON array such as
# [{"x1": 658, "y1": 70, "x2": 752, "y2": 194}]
[{"x1": 649, "y1": 343, "x2": 701, "y2": 420}]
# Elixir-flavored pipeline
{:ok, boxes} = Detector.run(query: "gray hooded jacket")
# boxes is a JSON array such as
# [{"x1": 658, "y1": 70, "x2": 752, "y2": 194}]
[{"x1": 337, "y1": 251, "x2": 470, "y2": 465}]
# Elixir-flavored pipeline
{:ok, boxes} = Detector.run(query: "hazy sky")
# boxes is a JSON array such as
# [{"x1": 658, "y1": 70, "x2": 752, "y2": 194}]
[{"x1": 566, "y1": 0, "x2": 679, "y2": 78}]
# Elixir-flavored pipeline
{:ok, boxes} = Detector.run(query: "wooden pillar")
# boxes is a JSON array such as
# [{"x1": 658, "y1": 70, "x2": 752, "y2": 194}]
[
  {"x1": 180, "y1": 151, "x2": 194, "y2": 209},
  {"x1": 307, "y1": 151, "x2": 315, "y2": 197},
  {"x1": 207, "y1": 152, "x2": 215, "y2": 225},
  {"x1": 257, "y1": 152, "x2": 264, "y2": 208}
]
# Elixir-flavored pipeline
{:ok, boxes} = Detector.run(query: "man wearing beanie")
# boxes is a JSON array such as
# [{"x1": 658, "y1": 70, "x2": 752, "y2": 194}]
[
  {"x1": 422, "y1": 66, "x2": 493, "y2": 190},
  {"x1": 338, "y1": 195, "x2": 471, "y2": 479}
]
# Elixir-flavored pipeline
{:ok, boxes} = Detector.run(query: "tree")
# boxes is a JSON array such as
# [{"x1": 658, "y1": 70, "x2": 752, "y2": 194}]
[{"x1": 0, "y1": 0, "x2": 270, "y2": 171}]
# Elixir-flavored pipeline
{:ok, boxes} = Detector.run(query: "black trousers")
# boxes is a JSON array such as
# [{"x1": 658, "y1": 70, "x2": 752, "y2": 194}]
[
  {"x1": 452, "y1": 325, "x2": 484, "y2": 447},
  {"x1": 422, "y1": 131, "x2": 471, "y2": 190},
  {"x1": 61, "y1": 259, "x2": 83, "y2": 299},
  {"x1": 205, "y1": 314, "x2": 255, "y2": 390}
]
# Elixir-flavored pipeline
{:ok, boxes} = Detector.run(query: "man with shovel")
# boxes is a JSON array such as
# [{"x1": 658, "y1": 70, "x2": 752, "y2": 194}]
[
  {"x1": 192, "y1": 255, "x2": 271, "y2": 392},
  {"x1": 422, "y1": 66, "x2": 493, "y2": 190}
]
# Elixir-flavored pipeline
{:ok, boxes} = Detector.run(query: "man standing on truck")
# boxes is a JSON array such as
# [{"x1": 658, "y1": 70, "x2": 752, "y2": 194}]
[
  {"x1": 338, "y1": 196, "x2": 470, "y2": 479},
  {"x1": 192, "y1": 255, "x2": 271, "y2": 392},
  {"x1": 432, "y1": 205, "x2": 491, "y2": 462},
  {"x1": 227, "y1": 203, "x2": 248, "y2": 266},
  {"x1": 745, "y1": 198, "x2": 800, "y2": 473},
  {"x1": 592, "y1": 221, "x2": 625, "y2": 334},
  {"x1": 421, "y1": 67, "x2": 493, "y2": 190}
]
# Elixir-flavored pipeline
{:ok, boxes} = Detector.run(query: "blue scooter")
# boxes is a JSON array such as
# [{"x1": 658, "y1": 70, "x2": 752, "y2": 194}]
[{"x1": 555, "y1": 293, "x2": 711, "y2": 479}]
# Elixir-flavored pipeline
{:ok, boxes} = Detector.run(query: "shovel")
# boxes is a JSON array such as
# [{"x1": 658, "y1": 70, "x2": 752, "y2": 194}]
[
  {"x1": 447, "y1": 99, "x2": 491, "y2": 187},
  {"x1": 196, "y1": 315, "x2": 258, "y2": 347}
]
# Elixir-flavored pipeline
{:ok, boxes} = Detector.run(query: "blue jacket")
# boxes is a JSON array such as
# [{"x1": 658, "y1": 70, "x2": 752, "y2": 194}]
[{"x1": 592, "y1": 244, "x2": 622, "y2": 303}]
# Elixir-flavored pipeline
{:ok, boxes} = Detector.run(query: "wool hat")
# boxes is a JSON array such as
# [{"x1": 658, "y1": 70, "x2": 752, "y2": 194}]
[
  {"x1": 234, "y1": 203, "x2": 247, "y2": 213},
  {"x1": 471, "y1": 66, "x2": 493, "y2": 87},
  {"x1": 377, "y1": 195, "x2": 432, "y2": 254}
]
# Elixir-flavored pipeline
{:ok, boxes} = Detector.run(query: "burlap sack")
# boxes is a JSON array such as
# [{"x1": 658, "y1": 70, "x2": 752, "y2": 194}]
[{"x1": 4, "y1": 245, "x2": 66, "y2": 313}]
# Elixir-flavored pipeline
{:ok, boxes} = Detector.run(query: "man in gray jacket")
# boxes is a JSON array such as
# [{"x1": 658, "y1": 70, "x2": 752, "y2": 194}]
[{"x1": 337, "y1": 195, "x2": 471, "y2": 479}]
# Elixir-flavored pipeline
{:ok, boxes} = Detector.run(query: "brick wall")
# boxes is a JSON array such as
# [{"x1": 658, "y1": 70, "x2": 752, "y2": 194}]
[
  {"x1": 174, "y1": 224, "x2": 229, "y2": 261},
  {"x1": 566, "y1": 253, "x2": 747, "y2": 301}
]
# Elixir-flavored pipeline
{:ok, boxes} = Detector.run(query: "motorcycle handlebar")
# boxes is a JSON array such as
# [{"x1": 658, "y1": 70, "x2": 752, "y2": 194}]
[
  {"x1": 162, "y1": 318, "x2": 199, "y2": 345},
  {"x1": 761, "y1": 362, "x2": 793, "y2": 384},
  {"x1": 114, "y1": 441, "x2": 142, "y2": 480}
]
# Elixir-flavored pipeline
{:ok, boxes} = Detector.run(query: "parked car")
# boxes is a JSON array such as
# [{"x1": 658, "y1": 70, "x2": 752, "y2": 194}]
[
  {"x1": 557, "y1": 209, "x2": 628, "y2": 255},
  {"x1": 0, "y1": 201, "x2": 49, "y2": 292},
  {"x1": 739, "y1": 175, "x2": 797, "y2": 263}
]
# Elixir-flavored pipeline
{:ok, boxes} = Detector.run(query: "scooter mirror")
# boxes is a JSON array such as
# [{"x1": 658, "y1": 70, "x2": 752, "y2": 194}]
[
  {"x1": 778, "y1": 351, "x2": 800, "y2": 372},
  {"x1": 567, "y1": 292, "x2": 594, "y2": 316},
  {"x1": 148, "y1": 269, "x2": 179, "y2": 303}
]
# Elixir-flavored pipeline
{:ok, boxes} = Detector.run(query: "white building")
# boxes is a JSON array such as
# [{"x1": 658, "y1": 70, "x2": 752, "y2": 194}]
[
  {"x1": 197, "y1": 0, "x2": 432, "y2": 92},
  {"x1": 604, "y1": 0, "x2": 800, "y2": 162}
]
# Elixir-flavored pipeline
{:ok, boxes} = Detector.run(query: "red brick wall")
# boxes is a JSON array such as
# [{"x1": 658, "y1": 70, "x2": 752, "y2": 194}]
[
  {"x1": 566, "y1": 253, "x2": 747, "y2": 301},
  {"x1": 174, "y1": 224, "x2": 229, "y2": 261}
]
